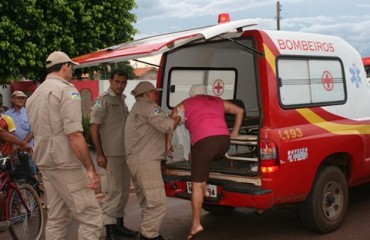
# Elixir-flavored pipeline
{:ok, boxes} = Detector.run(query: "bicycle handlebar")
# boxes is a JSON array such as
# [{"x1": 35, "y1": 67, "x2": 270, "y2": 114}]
[
  {"x1": 0, "y1": 148, "x2": 31, "y2": 172},
  {"x1": 0, "y1": 156, "x2": 11, "y2": 170}
]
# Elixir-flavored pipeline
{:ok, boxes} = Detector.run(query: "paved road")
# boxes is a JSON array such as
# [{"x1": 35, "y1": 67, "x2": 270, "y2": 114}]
[
  {"x1": 3, "y1": 149, "x2": 370, "y2": 240},
  {"x1": 2, "y1": 182, "x2": 370, "y2": 239}
]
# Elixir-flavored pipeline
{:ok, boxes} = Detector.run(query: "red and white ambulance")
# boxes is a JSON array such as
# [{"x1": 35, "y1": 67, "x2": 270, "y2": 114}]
[{"x1": 73, "y1": 16, "x2": 370, "y2": 233}]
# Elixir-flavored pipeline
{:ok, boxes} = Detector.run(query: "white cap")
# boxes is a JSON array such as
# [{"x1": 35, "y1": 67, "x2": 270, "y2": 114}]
[{"x1": 12, "y1": 91, "x2": 27, "y2": 97}]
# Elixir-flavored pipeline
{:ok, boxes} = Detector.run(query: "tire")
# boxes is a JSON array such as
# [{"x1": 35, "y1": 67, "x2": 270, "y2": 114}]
[
  {"x1": 16, "y1": 176, "x2": 43, "y2": 197},
  {"x1": 298, "y1": 166, "x2": 348, "y2": 233},
  {"x1": 202, "y1": 204, "x2": 235, "y2": 215},
  {"x1": 6, "y1": 183, "x2": 44, "y2": 240}
]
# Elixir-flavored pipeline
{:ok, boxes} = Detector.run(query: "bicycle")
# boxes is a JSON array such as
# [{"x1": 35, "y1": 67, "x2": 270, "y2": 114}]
[
  {"x1": 11, "y1": 150, "x2": 44, "y2": 197},
  {"x1": 0, "y1": 153, "x2": 44, "y2": 240}
]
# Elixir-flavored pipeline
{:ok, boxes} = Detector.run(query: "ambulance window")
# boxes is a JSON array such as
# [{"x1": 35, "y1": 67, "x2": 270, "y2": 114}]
[
  {"x1": 167, "y1": 68, "x2": 236, "y2": 107},
  {"x1": 365, "y1": 66, "x2": 370, "y2": 78},
  {"x1": 277, "y1": 58, "x2": 345, "y2": 107}
]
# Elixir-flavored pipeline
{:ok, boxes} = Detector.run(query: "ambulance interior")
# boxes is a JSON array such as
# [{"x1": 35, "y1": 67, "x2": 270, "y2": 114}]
[
  {"x1": 161, "y1": 36, "x2": 261, "y2": 176},
  {"x1": 365, "y1": 65, "x2": 370, "y2": 83}
]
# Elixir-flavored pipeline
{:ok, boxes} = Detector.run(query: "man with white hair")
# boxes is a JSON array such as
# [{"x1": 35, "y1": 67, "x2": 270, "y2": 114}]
[{"x1": 5, "y1": 90, "x2": 36, "y2": 178}]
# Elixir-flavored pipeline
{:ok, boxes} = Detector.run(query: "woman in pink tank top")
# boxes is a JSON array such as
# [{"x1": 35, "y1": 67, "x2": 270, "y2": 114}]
[{"x1": 167, "y1": 84, "x2": 244, "y2": 240}]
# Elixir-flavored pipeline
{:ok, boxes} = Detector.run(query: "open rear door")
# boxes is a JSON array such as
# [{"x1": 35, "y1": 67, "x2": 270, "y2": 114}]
[{"x1": 72, "y1": 19, "x2": 258, "y2": 68}]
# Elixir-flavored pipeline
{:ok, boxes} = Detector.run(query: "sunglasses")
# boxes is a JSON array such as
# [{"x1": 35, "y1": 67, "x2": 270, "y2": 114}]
[{"x1": 14, "y1": 97, "x2": 27, "y2": 100}]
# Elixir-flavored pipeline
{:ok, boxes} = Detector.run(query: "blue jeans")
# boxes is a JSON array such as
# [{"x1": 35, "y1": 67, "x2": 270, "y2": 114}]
[{"x1": 28, "y1": 155, "x2": 36, "y2": 176}]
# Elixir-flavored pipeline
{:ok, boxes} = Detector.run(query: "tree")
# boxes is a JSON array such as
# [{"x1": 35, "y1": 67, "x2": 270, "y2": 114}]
[{"x1": 0, "y1": 0, "x2": 137, "y2": 83}]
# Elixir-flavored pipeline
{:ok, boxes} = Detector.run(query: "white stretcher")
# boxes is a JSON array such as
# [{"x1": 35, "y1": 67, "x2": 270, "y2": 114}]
[{"x1": 225, "y1": 134, "x2": 258, "y2": 163}]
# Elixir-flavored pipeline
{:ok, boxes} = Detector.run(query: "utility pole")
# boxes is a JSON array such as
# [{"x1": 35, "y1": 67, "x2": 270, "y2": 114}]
[{"x1": 276, "y1": 0, "x2": 282, "y2": 30}]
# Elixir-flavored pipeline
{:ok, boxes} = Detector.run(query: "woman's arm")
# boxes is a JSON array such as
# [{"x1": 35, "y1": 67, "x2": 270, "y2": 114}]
[
  {"x1": 166, "y1": 102, "x2": 185, "y2": 157},
  {"x1": 171, "y1": 103, "x2": 185, "y2": 123},
  {"x1": 224, "y1": 101, "x2": 244, "y2": 137}
]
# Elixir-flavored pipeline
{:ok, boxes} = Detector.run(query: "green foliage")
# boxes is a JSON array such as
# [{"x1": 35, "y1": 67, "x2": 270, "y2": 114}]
[
  {"x1": 104, "y1": 61, "x2": 135, "y2": 80},
  {"x1": 0, "y1": 0, "x2": 137, "y2": 83},
  {"x1": 75, "y1": 60, "x2": 135, "y2": 80},
  {"x1": 116, "y1": 61, "x2": 136, "y2": 79},
  {"x1": 82, "y1": 116, "x2": 93, "y2": 148}
]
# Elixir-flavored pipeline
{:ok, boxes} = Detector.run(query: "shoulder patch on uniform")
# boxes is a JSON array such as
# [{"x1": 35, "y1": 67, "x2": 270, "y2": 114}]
[
  {"x1": 93, "y1": 100, "x2": 102, "y2": 108},
  {"x1": 154, "y1": 108, "x2": 161, "y2": 115},
  {"x1": 71, "y1": 92, "x2": 80, "y2": 100}
]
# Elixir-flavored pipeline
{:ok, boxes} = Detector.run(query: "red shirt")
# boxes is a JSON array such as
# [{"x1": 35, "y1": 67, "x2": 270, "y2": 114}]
[{"x1": 0, "y1": 114, "x2": 16, "y2": 156}]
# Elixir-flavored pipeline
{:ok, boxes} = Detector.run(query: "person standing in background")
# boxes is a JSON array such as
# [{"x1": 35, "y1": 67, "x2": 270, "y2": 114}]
[
  {"x1": 90, "y1": 69, "x2": 138, "y2": 240},
  {"x1": 0, "y1": 111, "x2": 16, "y2": 157},
  {"x1": 5, "y1": 91, "x2": 36, "y2": 178},
  {"x1": 0, "y1": 127, "x2": 33, "y2": 232},
  {"x1": 0, "y1": 93, "x2": 6, "y2": 113},
  {"x1": 26, "y1": 51, "x2": 102, "y2": 239},
  {"x1": 0, "y1": 93, "x2": 9, "y2": 113}
]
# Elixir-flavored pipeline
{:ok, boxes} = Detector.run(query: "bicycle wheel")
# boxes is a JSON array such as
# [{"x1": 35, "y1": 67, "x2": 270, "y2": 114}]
[
  {"x1": 6, "y1": 183, "x2": 44, "y2": 240},
  {"x1": 15, "y1": 175, "x2": 43, "y2": 197}
]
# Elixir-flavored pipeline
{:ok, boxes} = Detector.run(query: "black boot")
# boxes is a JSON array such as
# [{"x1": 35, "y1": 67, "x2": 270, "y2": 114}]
[
  {"x1": 139, "y1": 233, "x2": 168, "y2": 240},
  {"x1": 116, "y1": 217, "x2": 139, "y2": 238},
  {"x1": 105, "y1": 224, "x2": 122, "y2": 240}
]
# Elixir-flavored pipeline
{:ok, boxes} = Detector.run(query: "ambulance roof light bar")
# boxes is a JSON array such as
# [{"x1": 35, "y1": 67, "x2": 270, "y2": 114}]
[{"x1": 218, "y1": 13, "x2": 230, "y2": 23}]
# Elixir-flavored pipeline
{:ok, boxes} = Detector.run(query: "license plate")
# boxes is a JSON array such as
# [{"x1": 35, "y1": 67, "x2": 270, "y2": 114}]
[{"x1": 186, "y1": 182, "x2": 217, "y2": 198}]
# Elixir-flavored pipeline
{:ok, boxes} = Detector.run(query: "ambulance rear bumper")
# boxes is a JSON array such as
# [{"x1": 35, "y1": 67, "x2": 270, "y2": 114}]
[{"x1": 163, "y1": 175, "x2": 273, "y2": 210}]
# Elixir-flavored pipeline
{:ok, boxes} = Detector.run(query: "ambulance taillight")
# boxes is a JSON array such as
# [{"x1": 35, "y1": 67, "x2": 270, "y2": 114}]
[
  {"x1": 260, "y1": 139, "x2": 279, "y2": 173},
  {"x1": 218, "y1": 13, "x2": 230, "y2": 23}
]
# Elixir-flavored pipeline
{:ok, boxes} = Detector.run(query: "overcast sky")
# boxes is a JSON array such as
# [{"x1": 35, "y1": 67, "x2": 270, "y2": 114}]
[{"x1": 132, "y1": 0, "x2": 370, "y2": 57}]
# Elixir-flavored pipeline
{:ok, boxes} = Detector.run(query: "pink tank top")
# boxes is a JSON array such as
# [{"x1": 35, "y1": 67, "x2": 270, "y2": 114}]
[{"x1": 184, "y1": 95, "x2": 229, "y2": 145}]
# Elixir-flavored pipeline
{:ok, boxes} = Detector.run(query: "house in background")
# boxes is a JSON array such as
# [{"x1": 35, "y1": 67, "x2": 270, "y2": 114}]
[
  {"x1": 71, "y1": 80, "x2": 99, "y2": 117},
  {"x1": 9, "y1": 80, "x2": 99, "y2": 117},
  {"x1": 8, "y1": 66, "x2": 159, "y2": 117},
  {"x1": 99, "y1": 79, "x2": 156, "y2": 111},
  {"x1": 134, "y1": 67, "x2": 158, "y2": 80}
]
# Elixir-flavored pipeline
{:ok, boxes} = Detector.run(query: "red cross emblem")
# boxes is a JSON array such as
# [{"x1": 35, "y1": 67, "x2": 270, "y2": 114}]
[
  {"x1": 213, "y1": 79, "x2": 224, "y2": 96},
  {"x1": 322, "y1": 71, "x2": 334, "y2": 91}
]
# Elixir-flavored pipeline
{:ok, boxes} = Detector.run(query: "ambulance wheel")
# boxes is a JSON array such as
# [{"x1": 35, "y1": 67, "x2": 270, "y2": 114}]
[
  {"x1": 202, "y1": 204, "x2": 235, "y2": 215},
  {"x1": 298, "y1": 165, "x2": 348, "y2": 233}
]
